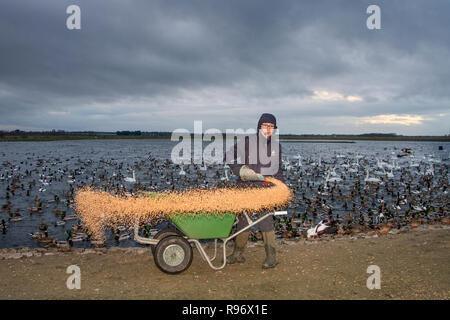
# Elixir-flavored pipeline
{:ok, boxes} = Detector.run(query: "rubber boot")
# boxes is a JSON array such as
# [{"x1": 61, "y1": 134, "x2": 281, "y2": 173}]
[
  {"x1": 227, "y1": 231, "x2": 248, "y2": 264},
  {"x1": 262, "y1": 230, "x2": 278, "y2": 269}
]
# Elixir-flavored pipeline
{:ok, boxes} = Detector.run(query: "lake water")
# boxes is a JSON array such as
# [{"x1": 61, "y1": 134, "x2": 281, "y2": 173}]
[{"x1": 0, "y1": 139, "x2": 448, "y2": 248}]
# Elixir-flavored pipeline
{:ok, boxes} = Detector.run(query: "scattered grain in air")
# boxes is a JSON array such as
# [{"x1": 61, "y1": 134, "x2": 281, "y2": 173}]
[{"x1": 74, "y1": 178, "x2": 292, "y2": 240}]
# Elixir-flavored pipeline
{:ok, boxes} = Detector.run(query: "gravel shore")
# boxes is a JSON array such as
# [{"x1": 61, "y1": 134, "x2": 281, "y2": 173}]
[{"x1": 1, "y1": 224, "x2": 449, "y2": 299}]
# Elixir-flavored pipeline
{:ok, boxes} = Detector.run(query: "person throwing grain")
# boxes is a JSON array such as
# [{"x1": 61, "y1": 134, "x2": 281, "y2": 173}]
[{"x1": 225, "y1": 113, "x2": 284, "y2": 269}]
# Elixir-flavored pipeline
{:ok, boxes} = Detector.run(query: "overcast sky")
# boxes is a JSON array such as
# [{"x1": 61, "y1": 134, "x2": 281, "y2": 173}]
[{"x1": 0, "y1": 0, "x2": 449, "y2": 135}]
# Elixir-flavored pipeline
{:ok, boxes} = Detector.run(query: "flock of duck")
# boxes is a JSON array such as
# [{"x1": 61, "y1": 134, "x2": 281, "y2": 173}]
[
  {"x1": 0, "y1": 141, "x2": 448, "y2": 249},
  {"x1": 274, "y1": 148, "x2": 448, "y2": 239}
]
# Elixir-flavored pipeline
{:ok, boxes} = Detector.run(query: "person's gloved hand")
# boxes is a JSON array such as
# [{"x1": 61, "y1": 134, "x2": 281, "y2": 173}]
[{"x1": 239, "y1": 165, "x2": 265, "y2": 181}]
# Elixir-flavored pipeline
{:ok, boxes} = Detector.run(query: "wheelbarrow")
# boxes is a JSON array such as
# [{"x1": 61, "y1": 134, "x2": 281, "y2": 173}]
[{"x1": 133, "y1": 210, "x2": 287, "y2": 274}]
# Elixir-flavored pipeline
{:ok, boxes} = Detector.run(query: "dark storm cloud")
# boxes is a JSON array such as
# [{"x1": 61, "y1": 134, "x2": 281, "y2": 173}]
[{"x1": 0, "y1": 0, "x2": 449, "y2": 134}]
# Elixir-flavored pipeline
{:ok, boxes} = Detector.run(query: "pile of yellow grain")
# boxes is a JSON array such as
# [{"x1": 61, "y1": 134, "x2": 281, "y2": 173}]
[{"x1": 74, "y1": 177, "x2": 292, "y2": 241}]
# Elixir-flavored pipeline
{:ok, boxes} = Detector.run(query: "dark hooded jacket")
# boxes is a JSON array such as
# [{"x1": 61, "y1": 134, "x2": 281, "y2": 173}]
[{"x1": 225, "y1": 113, "x2": 284, "y2": 182}]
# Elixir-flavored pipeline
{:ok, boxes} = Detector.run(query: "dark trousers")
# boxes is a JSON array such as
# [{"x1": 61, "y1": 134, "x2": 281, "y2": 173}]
[{"x1": 236, "y1": 213, "x2": 275, "y2": 233}]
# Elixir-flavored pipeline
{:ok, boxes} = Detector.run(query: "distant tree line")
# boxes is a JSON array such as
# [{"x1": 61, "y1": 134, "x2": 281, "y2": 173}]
[
  {"x1": 116, "y1": 130, "x2": 142, "y2": 136},
  {"x1": 0, "y1": 129, "x2": 448, "y2": 139}
]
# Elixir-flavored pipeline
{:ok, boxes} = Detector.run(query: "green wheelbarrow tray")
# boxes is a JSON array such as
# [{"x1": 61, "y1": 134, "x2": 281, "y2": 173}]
[
  {"x1": 169, "y1": 212, "x2": 236, "y2": 239},
  {"x1": 133, "y1": 210, "x2": 288, "y2": 273}
]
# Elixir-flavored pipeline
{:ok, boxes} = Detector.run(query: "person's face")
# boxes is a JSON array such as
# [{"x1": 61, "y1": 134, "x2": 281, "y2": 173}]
[{"x1": 260, "y1": 122, "x2": 275, "y2": 139}]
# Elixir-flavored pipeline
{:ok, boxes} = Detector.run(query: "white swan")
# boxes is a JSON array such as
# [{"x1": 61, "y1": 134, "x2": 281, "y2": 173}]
[
  {"x1": 364, "y1": 170, "x2": 381, "y2": 183},
  {"x1": 326, "y1": 170, "x2": 342, "y2": 183},
  {"x1": 341, "y1": 160, "x2": 350, "y2": 169},
  {"x1": 424, "y1": 164, "x2": 434, "y2": 176},
  {"x1": 330, "y1": 167, "x2": 338, "y2": 177},
  {"x1": 384, "y1": 167, "x2": 394, "y2": 178},
  {"x1": 124, "y1": 170, "x2": 136, "y2": 183},
  {"x1": 220, "y1": 168, "x2": 229, "y2": 181}
]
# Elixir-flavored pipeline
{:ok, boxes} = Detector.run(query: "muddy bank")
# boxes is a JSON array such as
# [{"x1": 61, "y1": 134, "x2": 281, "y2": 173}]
[{"x1": 0, "y1": 224, "x2": 449, "y2": 299}]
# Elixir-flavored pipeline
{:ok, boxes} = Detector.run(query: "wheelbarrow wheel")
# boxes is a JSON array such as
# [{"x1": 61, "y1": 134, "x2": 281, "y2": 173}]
[
  {"x1": 154, "y1": 235, "x2": 193, "y2": 274},
  {"x1": 151, "y1": 228, "x2": 184, "y2": 255}
]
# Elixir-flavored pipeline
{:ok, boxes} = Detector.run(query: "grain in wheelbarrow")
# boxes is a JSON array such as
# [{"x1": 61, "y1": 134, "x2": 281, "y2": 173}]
[{"x1": 74, "y1": 177, "x2": 292, "y2": 241}]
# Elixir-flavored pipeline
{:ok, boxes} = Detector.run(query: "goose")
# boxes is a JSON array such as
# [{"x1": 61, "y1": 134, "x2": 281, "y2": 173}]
[
  {"x1": 124, "y1": 170, "x2": 136, "y2": 183},
  {"x1": 364, "y1": 170, "x2": 381, "y2": 183}
]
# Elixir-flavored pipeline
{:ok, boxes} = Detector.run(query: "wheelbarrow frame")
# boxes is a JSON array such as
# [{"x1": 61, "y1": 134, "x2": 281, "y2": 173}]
[{"x1": 133, "y1": 210, "x2": 287, "y2": 271}]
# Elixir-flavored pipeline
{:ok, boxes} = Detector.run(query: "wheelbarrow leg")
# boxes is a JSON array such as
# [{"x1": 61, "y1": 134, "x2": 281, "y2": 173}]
[
  {"x1": 191, "y1": 239, "x2": 229, "y2": 271},
  {"x1": 196, "y1": 239, "x2": 217, "y2": 262},
  {"x1": 188, "y1": 212, "x2": 288, "y2": 271}
]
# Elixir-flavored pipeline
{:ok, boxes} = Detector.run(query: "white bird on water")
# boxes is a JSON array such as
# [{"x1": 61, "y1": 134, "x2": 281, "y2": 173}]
[
  {"x1": 124, "y1": 170, "x2": 136, "y2": 183},
  {"x1": 221, "y1": 168, "x2": 229, "y2": 181},
  {"x1": 325, "y1": 170, "x2": 342, "y2": 183},
  {"x1": 364, "y1": 169, "x2": 381, "y2": 183},
  {"x1": 384, "y1": 167, "x2": 394, "y2": 179}
]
